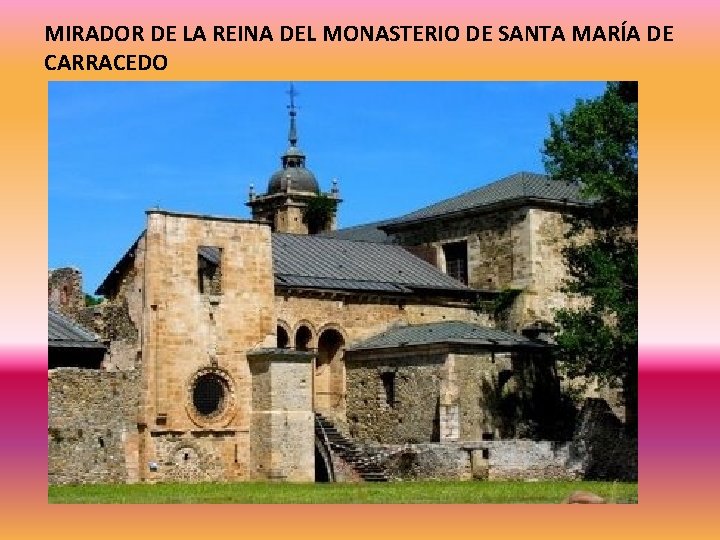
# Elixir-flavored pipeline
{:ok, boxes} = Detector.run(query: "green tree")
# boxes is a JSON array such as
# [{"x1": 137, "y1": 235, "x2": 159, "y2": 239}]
[
  {"x1": 543, "y1": 82, "x2": 638, "y2": 434},
  {"x1": 302, "y1": 194, "x2": 337, "y2": 234},
  {"x1": 84, "y1": 293, "x2": 103, "y2": 306}
]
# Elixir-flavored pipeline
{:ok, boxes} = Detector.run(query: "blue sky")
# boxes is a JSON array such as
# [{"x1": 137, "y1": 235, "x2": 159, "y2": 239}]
[{"x1": 49, "y1": 81, "x2": 606, "y2": 294}]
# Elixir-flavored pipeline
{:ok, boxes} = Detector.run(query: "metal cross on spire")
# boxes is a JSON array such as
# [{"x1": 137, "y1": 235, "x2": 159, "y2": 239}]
[
  {"x1": 287, "y1": 82, "x2": 299, "y2": 111},
  {"x1": 286, "y1": 83, "x2": 299, "y2": 146}
]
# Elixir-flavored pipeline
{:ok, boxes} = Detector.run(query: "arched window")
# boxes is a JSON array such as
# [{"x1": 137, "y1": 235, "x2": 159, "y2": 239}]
[
  {"x1": 277, "y1": 325, "x2": 289, "y2": 348},
  {"x1": 295, "y1": 325, "x2": 313, "y2": 351}
]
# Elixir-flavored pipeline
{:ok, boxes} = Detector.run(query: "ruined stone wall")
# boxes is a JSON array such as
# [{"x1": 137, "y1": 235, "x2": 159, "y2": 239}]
[
  {"x1": 112, "y1": 234, "x2": 146, "y2": 327},
  {"x1": 483, "y1": 440, "x2": 581, "y2": 480},
  {"x1": 138, "y1": 211, "x2": 276, "y2": 482},
  {"x1": 364, "y1": 443, "x2": 472, "y2": 481},
  {"x1": 360, "y1": 398, "x2": 637, "y2": 482},
  {"x1": 48, "y1": 368, "x2": 140, "y2": 485},
  {"x1": 361, "y1": 441, "x2": 581, "y2": 482},
  {"x1": 276, "y1": 295, "x2": 491, "y2": 348},
  {"x1": 48, "y1": 267, "x2": 85, "y2": 315},
  {"x1": 52, "y1": 237, "x2": 146, "y2": 372},
  {"x1": 73, "y1": 302, "x2": 140, "y2": 371},
  {"x1": 572, "y1": 398, "x2": 637, "y2": 481}
]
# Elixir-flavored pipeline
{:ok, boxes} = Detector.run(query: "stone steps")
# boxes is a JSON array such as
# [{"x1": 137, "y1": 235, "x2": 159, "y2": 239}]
[{"x1": 315, "y1": 413, "x2": 389, "y2": 482}]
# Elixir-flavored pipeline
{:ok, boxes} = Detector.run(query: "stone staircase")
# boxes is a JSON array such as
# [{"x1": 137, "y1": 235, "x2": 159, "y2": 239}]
[{"x1": 314, "y1": 413, "x2": 389, "y2": 482}]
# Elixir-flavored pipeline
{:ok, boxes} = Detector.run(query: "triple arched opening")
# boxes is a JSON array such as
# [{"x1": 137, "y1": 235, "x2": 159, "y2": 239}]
[{"x1": 276, "y1": 321, "x2": 347, "y2": 419}]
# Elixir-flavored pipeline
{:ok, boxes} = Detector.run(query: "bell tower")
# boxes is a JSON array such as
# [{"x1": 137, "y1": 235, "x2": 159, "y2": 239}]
[{"x1": 247, "y1": 84, "x2": 341, "y2": 234}]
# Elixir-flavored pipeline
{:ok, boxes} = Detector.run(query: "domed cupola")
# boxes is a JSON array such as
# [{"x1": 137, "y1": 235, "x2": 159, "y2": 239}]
[
  {"x1": 266, "y1": 86, "x2": 319, "y2": 195},
  {"x1": 247, "y1": 84, "x2": 341, "y2": 235}
]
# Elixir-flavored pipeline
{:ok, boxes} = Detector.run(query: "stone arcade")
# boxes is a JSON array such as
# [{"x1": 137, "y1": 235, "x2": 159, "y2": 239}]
[{"x1": 48, "y1": 87, "x2": 636, "y2": 485}]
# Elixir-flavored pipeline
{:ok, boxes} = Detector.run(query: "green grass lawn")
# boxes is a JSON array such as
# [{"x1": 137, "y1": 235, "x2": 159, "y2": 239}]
[{"x1": 49, "y1": 480, "x2": 637, "y2": 504}]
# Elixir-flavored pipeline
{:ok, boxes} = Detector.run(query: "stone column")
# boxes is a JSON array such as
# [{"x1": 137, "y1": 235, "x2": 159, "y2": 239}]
[
  {"x1": 439, "y1": 353, "x2": 460, "y2": 441},
  {"x1": 248, "y1": 348, "x2": 315, "y2": 482}
]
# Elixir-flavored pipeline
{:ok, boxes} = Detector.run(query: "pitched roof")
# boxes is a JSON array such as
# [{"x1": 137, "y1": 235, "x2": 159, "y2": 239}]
[
  {"x1": 95, "y1": 232, "x2": 144, "y2": 296},
  {"x1": 48, "y1": 310, "x2": 105, "y2": 349},
  {"x1": 318, "y1": 219, "x2": 393, "y2": 244},
  {"x1": 272, "y1": 233, "x2": 471, "y2": 294},
  {"x1": 348, "y1": 321, "x2": 542, "y2": 351},
  {"x1": 384, "y1": 172, "x2": 587, "y2": 228}
]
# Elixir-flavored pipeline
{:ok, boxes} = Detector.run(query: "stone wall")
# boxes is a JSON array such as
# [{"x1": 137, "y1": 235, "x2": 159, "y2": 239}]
[
  {"x1": 345, "y1": 349, "x2": 557, "y2": 445},
  {"x1": 483, "y1": 440, "x2": 581, "y2": 480},
  {"x1": 145, "y1": 431, "x2": 247, "y2": 483},
  {"x1": 346, "y1": 353, "x2": 446, "y2": 444},
  {"x1": 73, "y1": 302, "x2": 140, "y2": 371},
  {"x1": 364, "y1": 443, "x2": 472, "y2": 481},
  {"x1": 276, "y1": 294, "x2": 491, "y2": 349},
  {"x1": 385, "y1": 206, "x2": 577, "y2": 333},
  {"x1": 454, "y1": 352, "x2": 513, "y2": 440},
  {"x1": 248, "y1": 350, "x2": 314, "y2": 482},
  {"x1": 362, "y1": 441, "x2": 580, "y2": 482},
  {"x1": 48, "y1": 368, "x2": 140, "y2": 485},
  {"x1": 505, "y1": 208, "x2": 576, "y2": 331},
  {"x1": 572, "y1": 398, "x2": 637, "y2": 481},
  {"x1": 277, "y1": 294, "x2": 492, "y2": 426},
  {"x1": 51, "y1": 239, "x2": 145, "y2": 372},
  {"x1": 137, "y1": 211, "x2": 277, "y2": 482},
  {"x1": 359, "y1": 398, "x2": 637, "y2": 482},
  {"x1": 389, "y1": 210, "x2": 524, "y2": 291},
  {"x1": 48, "y1": 267, "x2": 85, "y2": 315}
]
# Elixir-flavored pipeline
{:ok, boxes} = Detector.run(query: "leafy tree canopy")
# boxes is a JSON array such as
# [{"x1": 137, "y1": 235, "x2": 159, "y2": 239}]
[
  {"x1": 302, "y1": 194, "x2": 337, "y2": 234},
  {"x1": 543, "y1": 82, "x2": 638, "y2": 425}
]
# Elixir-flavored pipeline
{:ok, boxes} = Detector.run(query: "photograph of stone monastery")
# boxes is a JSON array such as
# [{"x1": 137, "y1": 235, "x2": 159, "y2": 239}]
[{"x1": 48, "y1": 82, "x2": 637, "y2": 503}]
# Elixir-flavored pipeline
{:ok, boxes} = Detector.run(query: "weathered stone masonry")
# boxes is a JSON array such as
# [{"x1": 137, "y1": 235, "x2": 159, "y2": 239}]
[
  {"x1": 137, "y1": 210, "x2": 277, "y2": 483},
  {"x1": 48, "y1": 368, "x2": 140, "y2": 484}
]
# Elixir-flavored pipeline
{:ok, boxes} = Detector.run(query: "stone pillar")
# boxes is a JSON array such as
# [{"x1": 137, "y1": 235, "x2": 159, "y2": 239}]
[
  {"x1": 439, "y1": 353, "x2": 460, "y2": 441},
  {"x1": 248, "y1": 349, "x2": 315, "y2": 482}
]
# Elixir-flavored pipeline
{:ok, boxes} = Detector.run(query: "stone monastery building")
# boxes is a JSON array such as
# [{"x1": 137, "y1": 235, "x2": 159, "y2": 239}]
[{"x1": 48, "y1": 87, "x2": 634, "y2": 484}]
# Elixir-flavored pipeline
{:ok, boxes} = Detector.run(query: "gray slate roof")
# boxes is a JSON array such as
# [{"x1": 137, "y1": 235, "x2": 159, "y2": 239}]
[
  {"x1": 272, "y1": 233, "x2": 471, "y2": 294},
  {"x1": 318, "y1": 219, "x2": 393, "y2": 244},
  {"x1": 48, "y1": 310, "x2": 105, "y2": 349},
  {"x1": 385, "y1": 172, "x2": 587, "y2": 228},
  {"x1": 348, "y1": 321, "x2": 541, "y2": 351}
]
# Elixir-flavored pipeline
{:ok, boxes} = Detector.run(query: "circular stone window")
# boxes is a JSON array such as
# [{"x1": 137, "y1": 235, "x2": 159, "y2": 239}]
[
  {"x1": 187, "y1": 369, "x2": 235, "y2": 426},
  {"x1": 192, "y1": 373, "x2": 226, "y2": 416}
]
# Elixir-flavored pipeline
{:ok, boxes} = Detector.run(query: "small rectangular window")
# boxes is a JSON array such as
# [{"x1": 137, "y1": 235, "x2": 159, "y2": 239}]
[
  {"x1": 198, "y1": 246, "x2": 222, "y2": 295},
  {"x1": 442, "y1": 241, "x2": 468, "y2": 285},
  {"x1": 380, "y1": 372, "x2": 396, "y2": 407}
]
